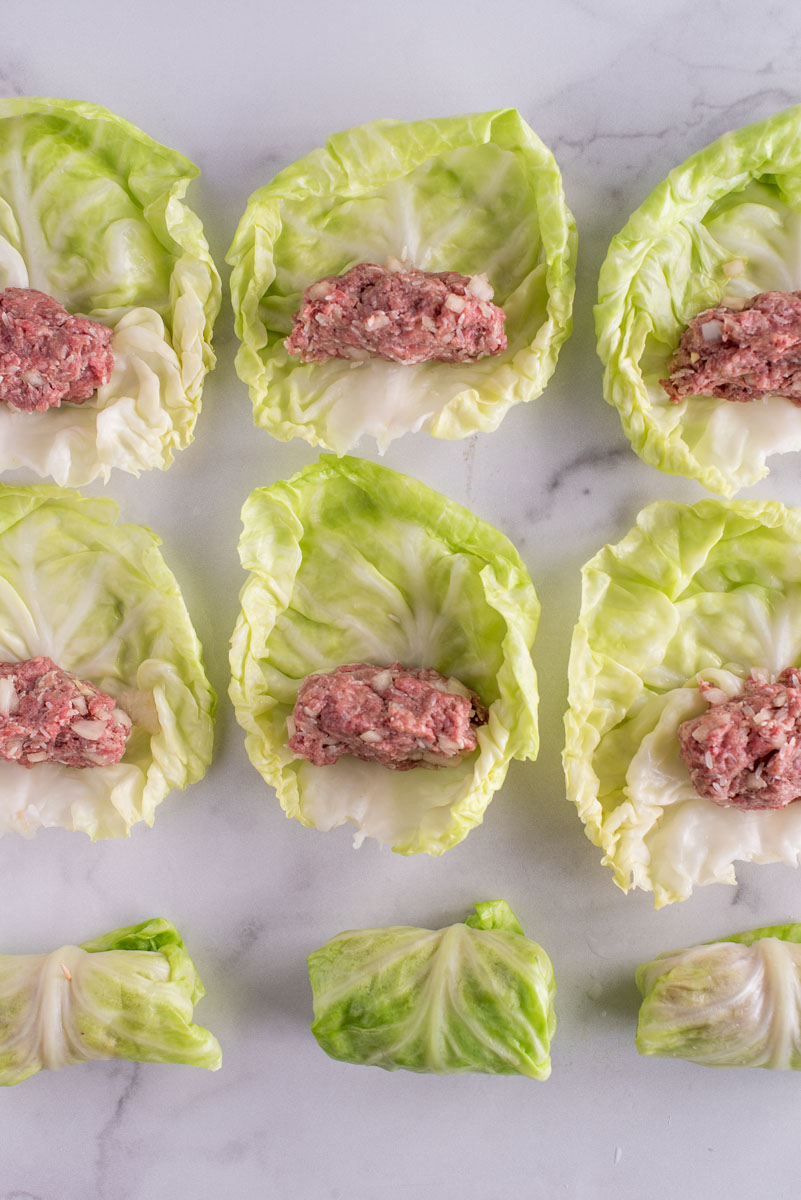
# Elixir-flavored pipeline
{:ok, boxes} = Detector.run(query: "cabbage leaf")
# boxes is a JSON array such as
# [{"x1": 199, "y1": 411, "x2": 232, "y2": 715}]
[
  {"x1": 563, "y1": 498, "x2": 801, "y2": 906},
  {"x1": 0, "y1": 918, "x2": 221, "y2": 1086},
  {"x1": 308, "y1": 900, "x2": 555, "y2": 1077},
  {"x1": 636, "y1": 923, "x2": 801, "y2": 1069},
  {"x1": 0, "y1": 485, "x2": 215, "y2": 838},
  {"x1": 596, "y1": 104, "x2": 801, "y2": 496},
  {"x1": 229, "y1": 456, "x2": 539, "y2": 854},
  {"x1": 228, "y1": 109, "x2": 575, "y2": 452},
  {"x1": 0, "y1": 97, "x2": 220, "y2": 486}
]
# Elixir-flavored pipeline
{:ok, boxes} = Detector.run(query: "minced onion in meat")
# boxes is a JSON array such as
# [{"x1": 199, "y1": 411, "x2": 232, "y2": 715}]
[
  {"x1": 306, "y1": 280, "x2": 332, "y2": 301},
  {"x1": 70, "y1": 720, "x2": 109, "y2": 741},
  {"x1": 0, "y1": 677, "x2": 18, "y2": 717},
  {"x1": 700, "y1": 319, "x2": 724, "y2": 343},
  {"x1": 370, "y1": 670, "x2": 393, "y2": 694},
  {"x1": 465, "y1": 273, "x2": 494, "y2": 302}
]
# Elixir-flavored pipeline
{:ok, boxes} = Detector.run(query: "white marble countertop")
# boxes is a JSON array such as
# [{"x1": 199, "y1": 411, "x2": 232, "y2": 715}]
[{"x1": 3, "y1": 2, "x2": 801, "y2": 1197}]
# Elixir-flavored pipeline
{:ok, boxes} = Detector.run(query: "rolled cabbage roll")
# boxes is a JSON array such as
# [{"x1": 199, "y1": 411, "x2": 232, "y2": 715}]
[
  {"x1": 0, "y1": 918, "x2": 221, "y2": 1086},
  {"x1": 637, "y1": 922, "x2": 801, "y2": 1069}
]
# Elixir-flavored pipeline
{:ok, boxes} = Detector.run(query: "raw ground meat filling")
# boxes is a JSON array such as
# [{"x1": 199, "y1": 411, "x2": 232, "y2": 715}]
[
  {"x1": 662, "y1": 291, "x2": 801, "y2": 404},
  {"x1": 288, "y1": 662, "x2": 488, "y2": 770},
  {"x1": 285, "y1": 263, "x2": 507, "y2": 365},
  {"x1": 0, "y1": 288, "x2": 114, "y2": 412},
  {"x1": 0, "y1": 657, "x2": 131, "y2": 768},
  {"x1": 678, "y1": 668, "x2": 801, "y2": 809}
]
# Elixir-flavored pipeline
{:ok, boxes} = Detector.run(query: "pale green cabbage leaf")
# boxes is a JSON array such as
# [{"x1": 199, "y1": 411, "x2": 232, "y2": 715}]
[
  {"x1": 227, "y1": 109, "x2": 575, "y2": 452},
  {"x1": 636, "y1": 923, "x2": 801, "y2": 1069},
  {"x1": 0, "y1": 918, "x2": 221, "y2": 1086},
  {"x1": 308, "y1": 900, "x2": 555, "y2": 1077},
  {"x1": 0, "y1": 485, "x2": 215, "y2": 838},
  {"x1": 229, "y1": 456, "x2": 539, "y2": 855},
  {"x1": 0, "y1": 97, "x2": 220, "y2": 486},
  {"x1": 563, "y1": 498, "x2": 801, "y2": 906},
  {"x1": 596, "y1": 104, "x2": 801, "y2": 496}
]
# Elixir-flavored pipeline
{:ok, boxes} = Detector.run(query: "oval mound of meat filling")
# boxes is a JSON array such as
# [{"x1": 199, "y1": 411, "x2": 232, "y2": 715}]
[
  {"x1": 285, "y1": 263, "x2": 506, "y2": 365},
  {"x1": 0, "y1": 657, "x2": 131, "y2": 769},
  {"x1": 678, "y1": 669, "x2": 801, "y2": 810},
  {"x1": 662, "y1": 291, "x2": 801, "y2": 404},
  {"x1": 288, "y1": 663, "x2": 488, "y2": 771},
  {"x1": 0, "y1": 288, "x2": 114, "y2": 413}
]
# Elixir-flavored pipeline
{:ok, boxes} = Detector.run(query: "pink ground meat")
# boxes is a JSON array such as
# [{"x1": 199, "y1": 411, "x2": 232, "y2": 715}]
[
  {"x1": 677, "y1": 668, "x2": 801, "y2": 809},
  {"x1": 0, "y1": 657, "x2": 131, "y2": 768},
  {"x1": 288, "y1": 662, "x2": 488, "y2": 771},
  {"x1": 0, "y1": 288, "x2": 114, "y2": 412},
  {"x1": 662, "y1": 291, "x2": 801, "y2": 404},
  {"x1": 285, "y1": 263, "x2": 507, "y2": 365}
]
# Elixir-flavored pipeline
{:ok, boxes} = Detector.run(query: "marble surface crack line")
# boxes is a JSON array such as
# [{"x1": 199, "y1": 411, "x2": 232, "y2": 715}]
[
  {"x1": 546, "y1": 444, "x2": 631, "y2": 496},
  {"x1": 93, "y1": 1064, "x2": 142, "y2": 1200}
]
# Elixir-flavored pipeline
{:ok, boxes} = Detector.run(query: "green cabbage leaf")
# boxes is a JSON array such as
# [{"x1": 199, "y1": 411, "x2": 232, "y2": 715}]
[
  {"x1": 308, "y1": 900, "x2": 555, "y2": 1077},
  {"x1": 636, "y1": 922, "x2": 801, "y2": 1069},
  {"x1": 596, "y1": 105, "x2": 801, "y2": 496},
  {"x1": 563, "y1": 498, "x2": 801, "y2": 906},
  {"x1": 0, "y1": 97, "x2": 219, "y2": 486},
  {"x1": 229, "y1": 456, "x2": 539, "y2": 854},
  {"x1": 228, "y1": 109, "x2": 575, "y2": 452},
  {"x1": 0, "y1": 918, "x2": 221, "y2": 1086},
  {"x1": 0, "y1": 485, "x2": 215, "y2": 838}
]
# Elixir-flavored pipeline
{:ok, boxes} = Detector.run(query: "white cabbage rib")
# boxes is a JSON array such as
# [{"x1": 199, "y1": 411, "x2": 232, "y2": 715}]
[{"x1": 0, "y1": 945, "x2": 169, "y2": 1075}]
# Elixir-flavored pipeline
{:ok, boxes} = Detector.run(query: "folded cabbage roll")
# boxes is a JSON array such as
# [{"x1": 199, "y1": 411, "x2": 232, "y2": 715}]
[{"x1": 308, "y1": 900, "x2": 556, "y2": 1078}]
